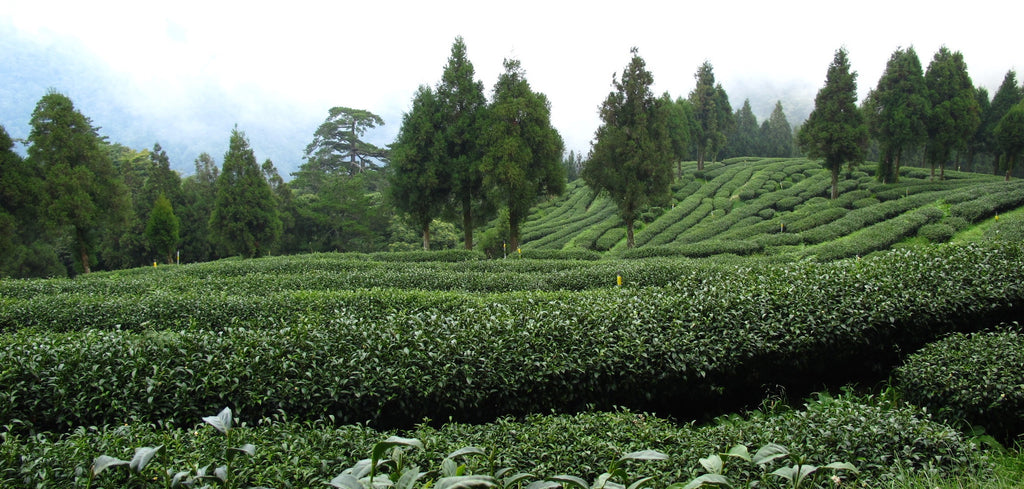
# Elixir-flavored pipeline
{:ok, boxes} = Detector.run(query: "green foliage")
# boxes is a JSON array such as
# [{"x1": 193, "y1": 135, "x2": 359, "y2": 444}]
[
  {"x1": 924, "y1": 47, "x2": 981, "y2": 181},
  {"x1": 917, "y1": 222, "x2": 956, "y2": 243},
  {"x1": 995, "y1": 102, "x2": 1024, "y2": 179},
  {"x1": 436, "y1": 36, "x2": 489, "y2": 250},
  {"x1": 481, "y1": 58, "x2": 565, "y2": 251},
  {"x1": 895, "y1": 326, "x2": 1024, "y2": 442},
  {"x1": 0, "y1": 394, "x2": 983, "y2": 488},
  {"x1": 303, "y1": 106, "x2": 387, "y2": 175},
  {"x1": 3, "y1": 244, "x2": 1023, "y2": 432},
  {"x1": 27, "y1": 90, "x2": 130, "y2": 274},
  {"x1": 145, "y1": 193, "x2": 180, "y2": 263},
  {"x1": 797, "y1": 48, "x2": 868, "y2": 199},
  {"x1": 865, "y1": 47, "x2": 929, "y2": 184},
  {"x1": 209, "y1": 128, "x2": 281, "y2": 258},
  {"x1": 389, "y1": 85, "x2": 448, "y2": 249},
  {"x1": 583, "y1": 48, "x2": 673, "y2": 249}
]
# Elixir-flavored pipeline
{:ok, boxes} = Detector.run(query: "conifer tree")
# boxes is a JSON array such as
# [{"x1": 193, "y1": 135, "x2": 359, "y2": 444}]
[
  {"x1": 995, "y1": 102, "x2": 1024, "y2": 180},
  {"x1": 924, "y1": 47, "x2": 980, "y2": 180},
  {"x1": 798, "y1": 48, "x2": 867, "y2": 200},
  {"x1": 481, "y1": 58, "x2": 565, "y2": 252},
  {"x1": 728, "y1": 99, "x2": 760, "y2": 157},
  {"x1": 209, "y1": 128, "x2": 281, "y2": 258},
  {"x1": 763, "y1": 101, "x2": 794, "y2": 157},
  {"x1": 583, "y1": 48, "x2": 673, "y2": 249},
  {"x1": 27, "y1": 90, "x2": 129, "y2": 273},
  {"x1": 986, "y1": 71, "x2": 1023, "y2": 175},
  {"x1": 145, "y1": 193, "x2": 179, "y2": 264},
  {"x1": 390, "y1": 85, "x2": 447, "y2": 250},
  {"x1": 865, "y1": 47, "x2": 929, "y2": 183},
  {"x1": 179, "y1": 153, "x2": 219, "y2": 262},
  {"x1": 436, "y1": 36, "x2": 489, "y2": 250}
]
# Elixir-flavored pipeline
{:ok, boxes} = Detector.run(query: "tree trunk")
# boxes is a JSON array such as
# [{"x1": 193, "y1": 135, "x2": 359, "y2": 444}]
[
  {"x1": 509, "y1": 207, "x2": 520, "y2": 254},
  {"x1": 422, "y1": 224, "x2": 431, "y2": 251},
  {"x1": 76, "y1": 228, "x2": 91, "y2": 274},
  {"x1": 830, "y1": 167, "x2": 839, "y2": 200},
  {"x1": 894, "y1": 148, "x2": 902, "y2": 183},
  {"x1": 626, "y1": 219, "x2": 635, "y2": 248},
  {"x1": 462, "y1": 198, "x2": 473, "y2": 250},
  {"x1": 696, "y1": 148, "x2": 705, "y2": 171}
]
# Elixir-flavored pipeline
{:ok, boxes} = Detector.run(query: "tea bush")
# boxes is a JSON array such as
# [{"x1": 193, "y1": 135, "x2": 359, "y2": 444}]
[
  {"x1": 0, "y1": 394, "x2": 983, "y2": 488},
  {"x1": 894, "y1": 326, "x2": 1024, "y2": 442},
  {"x1": 3, "y1": 244, "x2": 1023, "y2": 432}
]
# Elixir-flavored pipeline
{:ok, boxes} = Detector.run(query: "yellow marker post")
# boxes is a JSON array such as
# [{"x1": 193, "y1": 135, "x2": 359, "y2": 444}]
[
  {"x1": 616, "y1": 274, "x2": 623, "y2": 287},
  {"x1": 153, "y1": 261, "x2": 157, "y2": 268}
]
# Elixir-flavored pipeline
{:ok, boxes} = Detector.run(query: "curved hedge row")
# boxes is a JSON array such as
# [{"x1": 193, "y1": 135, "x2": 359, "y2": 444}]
[
  {"x1": 2, "y1": 244, "x2": 1022, "y2": 432},
  {"x1": 0, "y1": 394, "x2": 980, "y2": 488},
  {"x1": 894, "y1": 326, "x2": 1024, "y2": 441}
]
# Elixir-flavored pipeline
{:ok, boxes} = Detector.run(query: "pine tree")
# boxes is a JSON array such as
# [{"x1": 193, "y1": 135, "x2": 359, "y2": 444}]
[
  {"x1": 583, "y1": 48, "x2": 674, "y2": 249},
  {"x1": 390, "y1": 85, "x2": 447, "y2": 250},
  {"x1": 995, "y1": 102, "x2": 1024, "y2": 180},
  {"x1": 27, "y1": 90, "x2": 129, "y2": 274},
  {"x1": 986, "y1": 71, "x2": 1023, "y2": 175},
  {"x1": 0, "y1": 124, "x2": 62, "y2": 277},
  {"x1": 178, "y1": 153, "x2": 219, "y2": 262},
  {"x1": 689, "y1": 62, "x2": 719, "y2": 170},
  {"x1": 145, "y1": 193, "x2": 180, "y2": 264},
  {"x1": 727, "y1": 99, "x2": 760, "y2": 157},
  {"x1": 436, "y1": 36, "x2": 489, "y2": 250},
  {"x1": 763, "y1": 101, "x2": 794, "y2": 157},
  {"x1": 481, "y1": 58, "x2": 565, "y2": 252},
  {"x1": 924, "y1": 47, "x2": 980, "y2": 180},
  {"x1": 798, "y1": 48, "x2": 867, "y2": 200},
  {"x1": 209, "y1": 128, "x2": 281, "y2": 258},
  {"x1": 865, "y1": 47, "x2": 929, "y2": 183}
]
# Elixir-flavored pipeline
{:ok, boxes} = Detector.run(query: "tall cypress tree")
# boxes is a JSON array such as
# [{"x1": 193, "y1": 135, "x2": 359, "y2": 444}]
[
  {"x1": 865, "y1": 47, "x2": 929, "y2": 183},
  {"x1": 436, "y1": 36, "x2": 488, "y2": 250},
  {"x1": 583, "y1": 48, "x2": 673, "y2": 249},
  {"x1": 390, "y1": 85, "x2": 447, "y2": 250},
  {"x1": 209, "y1": 128, "x2": 281, "y2": 258},
  {"x1": 179, "y1": 153, "x2": 219, "y2": 263},
  {"x1": 924, "y1": 47, "x2": 980, "y2": 180},
  {"x1": 481, "y1": 58, "x2": 565, "y2": 252},
  {"x1": 995, "y1": 102, "x2": 1024, "y2": 180},
  {"x1": 763, "y1": 101, "x2": 795, "y2": 157},
  {"x1": 0, "y1": 124, "x2": 62, "y2": 277},
  {"x1": 727, "y1": 99, "x2": 760, "y2": 157},
  {"x1": 798, "y1": 48, "x2": 867, "y2": 200},
  {"x1": 27, "y1": 90, "x2": 128, "y2": 274},
  {"x1": 145, "y1": 193, "x2": 180, "y2": 264},
  {"x1": 986, "y1": 71, "x2": 1023, "y2": 175}
]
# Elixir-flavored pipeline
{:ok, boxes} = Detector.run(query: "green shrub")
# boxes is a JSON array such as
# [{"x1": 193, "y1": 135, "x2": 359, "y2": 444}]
[
  {"x1": 894, "y1": 326, "x2": 1024, "y2": 442},
  {"x1": 0, "y1": 395, "x2": 983, "y2": 488},
  {"x1": 917, "y1": 223, "x2": 956, "y2": 243},
  {"x1": 3, "y1": 244, "x2": 1024, "y2": 432}
]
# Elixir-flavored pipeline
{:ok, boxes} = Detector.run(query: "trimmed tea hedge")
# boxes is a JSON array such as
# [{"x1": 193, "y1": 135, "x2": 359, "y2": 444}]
[
  {"x1": 2, "y1": 244, "x2": 1022, "y2": 432},
  {"x1": 894, "y1": 326, "x2": 1024, "y2": 441},
  {"x1": 0, "y1": 394, "x2": 982, "y2": 488}
]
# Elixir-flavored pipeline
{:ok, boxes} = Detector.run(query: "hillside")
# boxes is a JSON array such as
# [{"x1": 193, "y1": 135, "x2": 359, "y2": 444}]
[{"x1": 512, "y1": 157, "x2": 1024, "y2": 259}]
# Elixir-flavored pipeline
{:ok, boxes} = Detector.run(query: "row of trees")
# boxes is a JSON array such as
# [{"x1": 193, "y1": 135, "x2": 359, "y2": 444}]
[
  {"x1": 3, "y1": 40, "x2": 1024, "y2": 275},
  {"x1": 389, "y1": 37, "x2": 564, "y2": 252}
]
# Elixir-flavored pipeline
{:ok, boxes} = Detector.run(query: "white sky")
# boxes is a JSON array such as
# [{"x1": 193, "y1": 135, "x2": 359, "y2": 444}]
[{"x1": 4, "y1": 0, "x2": 1022, "y2": 173}]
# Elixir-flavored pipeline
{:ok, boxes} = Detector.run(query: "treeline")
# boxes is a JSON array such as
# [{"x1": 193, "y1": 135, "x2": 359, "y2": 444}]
[{"x1": 2, "y1": 39, "x2": 1023, "y2": 277}]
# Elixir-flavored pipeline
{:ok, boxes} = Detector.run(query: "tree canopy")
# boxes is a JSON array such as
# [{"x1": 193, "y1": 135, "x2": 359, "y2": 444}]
[
  {"x1": 798, "y1": 48, "x2": 867, "y2": 200},
  {"x1": 209, "y1": 128, "x2": 281, "y2": 258},
  {"x1": 389, "y1": 85, "x2": 447, "y2": 250},
  {"x1": 481, "y1": 58, "x2": 565, "y2": 252},
  {"x1": 583, "y1": 48, "x2": 673, "y2": 249},
  {"x1": 865, "y1": 47, "x2": 929, "y2": 183},
  {"x1": 924, "y1": 47, "x2": 980, "y2": 180},
  {"x1": 301, "y1": 107, "x2": 387, "y2": 179},
  {"x1": 27, "y1": 90, "x2": 128, "y2": 273}
]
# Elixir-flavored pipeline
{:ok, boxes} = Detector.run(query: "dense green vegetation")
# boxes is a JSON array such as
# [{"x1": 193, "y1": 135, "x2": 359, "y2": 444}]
[{"x1": 2, "y1": 240, "x2": 1023, "y2": 486}]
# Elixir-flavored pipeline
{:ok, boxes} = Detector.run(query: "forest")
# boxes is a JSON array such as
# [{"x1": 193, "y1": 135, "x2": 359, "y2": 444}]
[{"x1": 2, "y1": 38, "x2": 1023, "y2": 277}]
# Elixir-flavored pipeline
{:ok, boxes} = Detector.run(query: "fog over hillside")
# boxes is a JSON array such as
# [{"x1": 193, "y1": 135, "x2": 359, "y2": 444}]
[{"x1": 0, "y1": 24, "x2": 816, "y2": 179}]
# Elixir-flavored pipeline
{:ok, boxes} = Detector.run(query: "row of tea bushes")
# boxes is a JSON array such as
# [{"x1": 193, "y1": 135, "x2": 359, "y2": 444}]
[
  {"x1": 2, "y1": 244, "x2": 1022, "y2": 432},
  {"x1": 895, "y1": 326, "x2": 1024, "y2": 442},
  {"x1": 0, "y1": 394, "x2": 980, "y2": 488}
]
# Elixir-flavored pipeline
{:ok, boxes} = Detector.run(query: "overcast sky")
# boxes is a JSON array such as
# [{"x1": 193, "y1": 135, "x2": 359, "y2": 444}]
[{"x1": 3, "y1": 1, "x2": 1022, "y2": 176}]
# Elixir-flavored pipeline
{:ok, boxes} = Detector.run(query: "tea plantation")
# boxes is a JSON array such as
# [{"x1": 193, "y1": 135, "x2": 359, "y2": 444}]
[{"x1": 2, "y1": 159, "x2": 1023, "y2": 488}]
